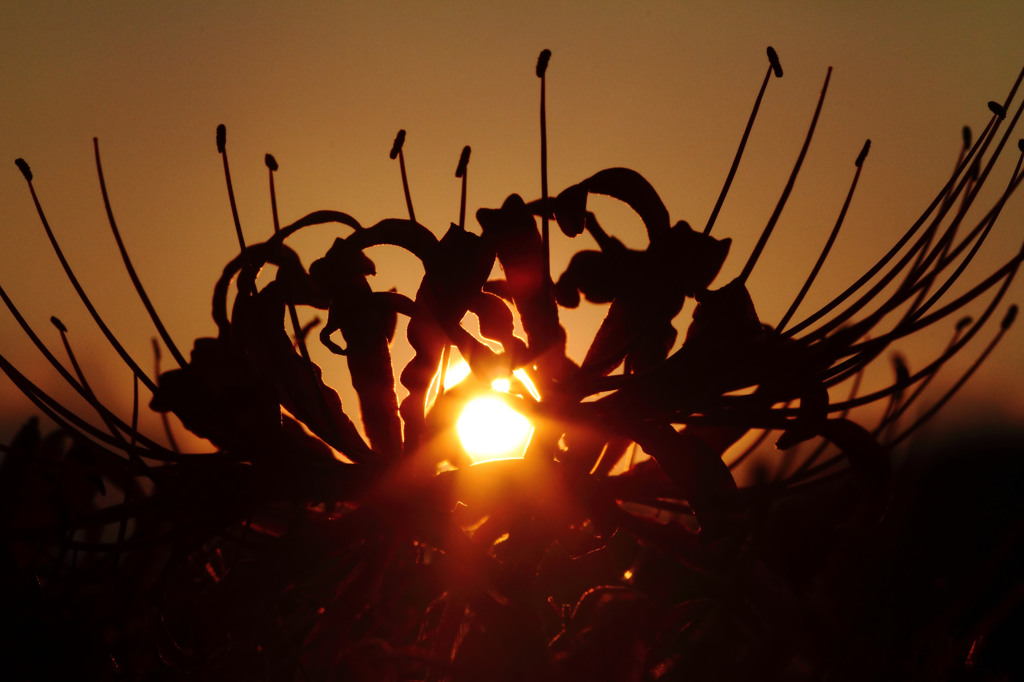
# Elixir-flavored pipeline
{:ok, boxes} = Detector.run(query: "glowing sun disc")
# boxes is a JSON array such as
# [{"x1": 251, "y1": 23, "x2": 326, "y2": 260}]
[{"x1": 456, "y1": 395, "x2": 533, "y2": 462}]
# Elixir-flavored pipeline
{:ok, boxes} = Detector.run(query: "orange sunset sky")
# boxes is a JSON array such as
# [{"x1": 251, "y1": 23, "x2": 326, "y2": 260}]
[{"x1": 2, "y1": 2, "x2": 1023, "y2": 447}]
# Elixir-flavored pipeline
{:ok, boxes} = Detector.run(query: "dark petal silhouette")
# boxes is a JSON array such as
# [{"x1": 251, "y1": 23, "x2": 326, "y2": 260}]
[{"x1": 478, "y1": 194, "x2": 567, "y2": 377}]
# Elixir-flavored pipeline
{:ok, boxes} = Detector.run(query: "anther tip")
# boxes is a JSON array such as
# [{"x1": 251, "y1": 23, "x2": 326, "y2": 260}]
[
  {"x1": 1002, "y1": 305, "x2": 1018, "y2": 330},
  {"x1": 390, "y1": 129, "x2": 406, "y2": 160},
  {"x1": 855, "y1": 139, "x2": 871, "y2": 168},
  {"x1": 50, "y1": 316, "x2": 67, "y2": 333},
  {"x1": 455, "y1": 146, "x2": 471, "y2": 178},
  {"x1": 892, "y1": 354, "x2": 909, "y2": 383},
  {"x1": 14, "y1": 158, "x2": 32, "y2": 181},
  {"x1": 216, "y1": 124, "x2": 226, "y2": 153},
  {"x1": 536, "y1": 49, "x2": 551, "y2": 78},
  {"x1": 766, "y1": 46, "x2": 783, "y2": 78},
  {"x1": 988, "y1": 101, "x2": 1006, "y2": 119},
  {"x1": 956, "y1": 316, "x2": 973, "y2": 332},
  {"x1": 265, "y1": 153, "x2": 278, "y2": 171},
  {"x1": 962, "y1": 126, "x2": 972, "y2": 148}
]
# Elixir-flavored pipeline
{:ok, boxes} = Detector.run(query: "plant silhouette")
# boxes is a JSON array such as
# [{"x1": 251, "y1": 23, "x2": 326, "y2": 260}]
[{"x1": 2, "y1": 47, "x2": 1022, "y2": 680}]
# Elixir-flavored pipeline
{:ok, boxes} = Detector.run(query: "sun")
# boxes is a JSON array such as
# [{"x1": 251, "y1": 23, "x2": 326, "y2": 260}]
[
  {"x1": 456, "y1": 394, "x2": 533, "y2": 461},
  {"x1": 438, "y1": 360, "x2": 537, "y2": 463}
]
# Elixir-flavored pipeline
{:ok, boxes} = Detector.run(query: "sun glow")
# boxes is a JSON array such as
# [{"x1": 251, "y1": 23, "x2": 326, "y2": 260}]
[
  {"x1": 456, "y1": 394, "x2": 533, "y2": 461},
  {"x1": 439, "y1": 358, "x2": 537, "y2": 463}
]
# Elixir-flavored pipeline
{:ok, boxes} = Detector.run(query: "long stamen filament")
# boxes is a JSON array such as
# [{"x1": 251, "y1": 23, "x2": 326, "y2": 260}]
[
  {"x1": 538, "y1": 49, "x2": 552, "y2": 282},
  {"x1": 14, "y1": 158, "x2": 157, "y2": 392},
  {"x1": 390, "y1": 129, "x2": 416, "y2": 222},
  {"x1": 94, "y1": 138, "x2": 187, "y2": 368},
  {"x1": 705, "y1": 46, "x2": 783, "y2": 236},
  {"x1": 456, "y1": 145, "x2": 470, "y2": 230},
  {"x1": 738, "y1": 67, "x2": 832, "y2": 285},
  {"x1": 777, "y1": 138, "x2": 869, "y2": 332}
]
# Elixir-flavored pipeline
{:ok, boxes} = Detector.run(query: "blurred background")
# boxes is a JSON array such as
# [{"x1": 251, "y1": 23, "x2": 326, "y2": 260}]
[{"x1": 2, "y1": 1, "x2": 1022, "y2": 449}]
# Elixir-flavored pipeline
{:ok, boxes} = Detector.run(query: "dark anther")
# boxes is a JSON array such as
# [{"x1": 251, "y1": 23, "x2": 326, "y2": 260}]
[
  {"x1": 456, "y1": 146, "x2": 471, "y2": 178},
  {"x1": 767, "y1": 46, "x2": 783, "y2": 78},
  {"x1": 855, "y1": 139, "x2": 870, "y2": 167},
  {"x1": 15, "y1": 158, "x2": 32, "y2": 181},
  {"x1": 390, "y1": 129, "x2": 406, "y2": 159},
  {"x1": 537, "y1": 49, "x2": 551, "y2": 78},
  {"x1": 1003, "y1": 305, "x2": 1018, "y2": 330}
]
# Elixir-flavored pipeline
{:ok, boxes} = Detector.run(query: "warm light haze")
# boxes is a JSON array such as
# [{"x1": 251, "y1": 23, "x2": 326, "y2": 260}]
[
  {"x1": 442, "y1": 360, "x2": 537, "y2": 462},
  {"x1": 2, "y1": 2, "x2": 1023, "y2": 447},
  {"x1": 5, "y1": 7, "x2": 1024, "y2": 678}
]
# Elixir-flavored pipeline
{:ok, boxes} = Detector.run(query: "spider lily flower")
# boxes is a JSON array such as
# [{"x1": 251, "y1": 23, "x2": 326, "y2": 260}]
[{"x1": 1, "y1": 48, "x2": 1020, "y2": 680}]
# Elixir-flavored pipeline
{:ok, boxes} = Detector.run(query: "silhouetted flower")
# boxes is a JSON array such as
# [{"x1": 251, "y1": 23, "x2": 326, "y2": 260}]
[{"x1": 2, "y1": 47, "x2": 1021, "y2": 680}]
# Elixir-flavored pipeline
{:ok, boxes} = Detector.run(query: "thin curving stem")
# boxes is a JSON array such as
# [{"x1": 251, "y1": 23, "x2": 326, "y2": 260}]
[
  {"x1": 439, "y1": 146, "x2": 473, "y2": 401},
  {"x1": 777, "y1": 139, "x2": 869, "y2": 332},
  {"x1": 783, "y1": 319, "x2": 996, "y2": 485},
  {"x1": 94, "y1": 138, "x2": 188, "y2": 368},
  {"x1": 874, "y1": 316, "x2": 971, "y2": 437},
  {"x1": 737, "y1": 67, "x2": 832, "y2": 285},
  {"x1": 390, "y1": 129, "x2": 416, "y2": 222},
  {"x1": 823, "y1": 166, "x2": 1024, "y2": 389},
  {"x1": 907, "y1": 134, "x2": 1024, "y2": 326},
  {"x1": 216, "y1": 124, "x2": 247, "y2": 254},
  {"x1": 892, "y1": 98, "x2": 1024, "y2": 326},
  {"x1": 538, "y1": 49, "x2": 552, "y2": 282},
  {"x1": 0, "y1": 281, "x2": 171, "y2": 455},
  {"x1": 265, "y1": 153, "x2": 344, "y2": 451},
  {"x1": 788, "y1": 63, "x2": 1024, "y2": 342},
  {"x1": 705, "y1": 46, "x2": 783, "y2": 236},
  {"x1": 726, "y1": 427, "x2": 773, "y2": 471},
  {"x1": 217, "y1": 124, "x2": 257, "y2": 297},
  {"x1": 783, "y1": 114, "x2": 999, "y2": 340},
  {"x1": 825, "y1": 249, "x2": 1021, "y2": 409},
  {"x1": 0, "y1": 282, "x2": 87, "y2": 395},
  {"x1": 885, "y1": 305, "x2": 1016, "y2": 450},
  {"x1": 456, "y1": 145, "x2": 470, "y2": 231},
  {"x1": 787, "y1": 363, "x2": 866, "y2": 481},
  {"x1": 0, "y1": 348, "x2": 165, "y2": 462},
  {"x1": 14, "y1": 158, "x2": 157, "y2": 393},
  {"x1": 266, "y1": 153, "x2": 313, "y2": 364},
  {"x1": 152, "y1": 338, "x2": 180, "y2": 454},
  {"x1": 817, "y1": 138, "x2": 1012, "y2": 367},
  {"x1": 265, "y1": 153, "x2": 280, "y2": 232},
  {"x1": 51, "y1": 315, "x2": 126, "y2": 444}
]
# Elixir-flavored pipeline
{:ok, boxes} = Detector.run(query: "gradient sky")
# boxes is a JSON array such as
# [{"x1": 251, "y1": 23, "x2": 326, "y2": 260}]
[{"x1": 2, "y1": 2, "x2": 1023, "y2": 447}]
